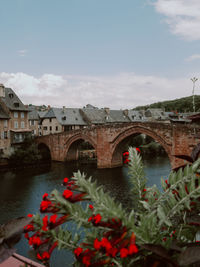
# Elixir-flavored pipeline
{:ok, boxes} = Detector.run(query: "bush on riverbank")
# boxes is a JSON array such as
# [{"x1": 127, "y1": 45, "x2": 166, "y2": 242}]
[
  {"x1": 8, "y1": 137, "x2": 42, "y2": 166},
  {"x1": 23, "y1": 147, "x2": 200, "y2": 266},
  {"x1": 126, "y1": 134, "x2": 166, "y2": 156}
]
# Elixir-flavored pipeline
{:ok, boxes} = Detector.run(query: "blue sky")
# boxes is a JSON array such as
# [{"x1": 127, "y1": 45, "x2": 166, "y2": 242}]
[{"x1": 0, "y1": 0, "x2": 200, "y2": 109}]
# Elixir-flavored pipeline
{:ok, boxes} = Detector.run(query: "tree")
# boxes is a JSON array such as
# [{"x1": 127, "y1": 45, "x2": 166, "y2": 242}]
[{"x1": 8, "y1": 137, "x2": 42, "y2": 166}]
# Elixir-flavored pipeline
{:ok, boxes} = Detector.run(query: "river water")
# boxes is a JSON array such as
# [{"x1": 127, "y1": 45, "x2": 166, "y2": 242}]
[{"x1": 0, "y1": 155, "x2": 171, "y2": 266}]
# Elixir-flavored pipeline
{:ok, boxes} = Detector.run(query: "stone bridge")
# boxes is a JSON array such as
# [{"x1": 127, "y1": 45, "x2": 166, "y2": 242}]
[{"x1": 35, "y1": 122, "x2": 200, "y2": 169}]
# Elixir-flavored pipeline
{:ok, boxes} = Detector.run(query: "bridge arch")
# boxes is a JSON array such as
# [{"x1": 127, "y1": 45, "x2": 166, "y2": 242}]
[
  {"x1": 64, "y1": 133, "x2": 97, "y2": 161},
  {"x1": 111, "y1": 126, "x2": 172, "y2": 167},
  {"x1": 37, "y1": 142, "x2": 52, "y2": 160}
]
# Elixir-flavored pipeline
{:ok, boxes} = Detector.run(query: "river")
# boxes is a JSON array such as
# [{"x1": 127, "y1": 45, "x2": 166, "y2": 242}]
[{"x1": 0, "y1": 155, "x2": 171, "y2": 266}]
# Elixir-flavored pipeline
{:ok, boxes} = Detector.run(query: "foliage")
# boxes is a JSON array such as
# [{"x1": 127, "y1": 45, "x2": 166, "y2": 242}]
[
  {"x1": 125, "y1": 135, "x2": 166, "y2": 156},
  {"x1": 8, "y1": 137, "x2": 42, "y2": 166},
  {"x1": 23, "y1": 147, "x2": 200, "y2": 266},
  {"x1": 134, "y1": 95, "x2": 200, "y2": 113}
]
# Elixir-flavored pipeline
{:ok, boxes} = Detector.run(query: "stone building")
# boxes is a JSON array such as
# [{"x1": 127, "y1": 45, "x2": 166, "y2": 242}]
[
  {"x1": 41, "y1": 107, "x2": 87, "y2": 135},
  {"x1": 28, "y1": 106, "x2": 40, "y2": 136},
  {"x1": 0, "y1": 84, "x2": 31, "y2": 157},
  {"x1": 127, "y1": 110, "x2": 147, "y2": 121},
  {"x1": 0, "y1": 103, "x2": 10, "y2": 158},
  {"x1": 144, "y1": 108, "x2": 166, "y2": 121},
  {"x1": 80, "y1": 107, "x2": 130, "y2": 126}
]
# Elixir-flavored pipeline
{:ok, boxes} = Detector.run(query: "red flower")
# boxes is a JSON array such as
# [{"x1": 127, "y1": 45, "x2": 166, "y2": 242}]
[
  {"x1": 42, "y1": 193, "x2": 49, "y2": 200},
  {"x1": 24, "y1": 224, "x2": 34, "y2": 232},
  {"x1": 108, "y1": 247, "x2": 118, "y2": 257},
  {"x1": 37, "y1": 251, "x2": 50, "y2": 260},
  {"x1": 42, "y1": 215, "x2": 48, "y2": 231},
  {"x1": 94, "y1": 238, "x2": 101, "y2": 250},
  {"x1": 63, "y1": 189, "x2": 73, "y2": 199},
  {"x1": 101, "y1": 237, "x2": 112, "y2": 251},
  {"x1": 24, "y1": 232, "x2": 29, "y2": 239},
  {"x1": 120, "y1": 248, "x2": 129, "y2": 258},
  {"x1": 94, "y1": 214, "x2": 101, "y2": 224},
  {"x1": 88, "y1": 216, "x2": 93, "y2": 222},
  {"x1": 74, "y1": 247, "x2": 83, "y2": 257},
  {"x1": 136, "y1": 147, "x2": 141, "y2": 153},
  {"x1": 63, "y1": 177, "x2": 69, "y2": 185},
  {"x1": 128, "y1": 244, "x2": 138, "y2": 254},
  {"x1": 88, "y1": 214, "x2": 102, "y2": 225},
  {"x1": 50, "y1": 214, "x2": 57, "y2": 224},
  {"x1": 89, "y1": 204, "x2": 93, "y2": 210},
  {"x1": 27, "y1": 214, "x2": 33, "y2": 218},
  {"x1": 143, "y1": 188, "x2": 147, "y2": 192},
  {"x1": 29, "y1": 236, "x2": 42, "y2": 247},
  {"x1": 82, "y1": 255, "x2": 91, "y2": 266},
  {"x1": 40, "y1": 200, "x2": 52, "y2": 212}
]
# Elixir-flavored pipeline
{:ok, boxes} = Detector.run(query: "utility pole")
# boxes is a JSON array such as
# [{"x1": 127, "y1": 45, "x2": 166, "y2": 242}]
[{"x1": 191, "y1": 77, "x2": 198, "y2": 113}]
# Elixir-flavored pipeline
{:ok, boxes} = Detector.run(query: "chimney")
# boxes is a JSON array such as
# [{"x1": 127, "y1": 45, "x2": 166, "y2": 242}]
[
  {"x1": 0, "y1": 84, "x2": 5, "y2": 97},
  {"x1": 48, "y1": 105, "x2": 51, "y2": 110},
  {"x1": 123, "y1": 109, "x2": 129, "y2": 116},
  {"x1": 62, "y1": 106, "x2": 66, "y2": 113},
  {"x1": 104, "y1": 107, "x2": 110, "y2": 114}
]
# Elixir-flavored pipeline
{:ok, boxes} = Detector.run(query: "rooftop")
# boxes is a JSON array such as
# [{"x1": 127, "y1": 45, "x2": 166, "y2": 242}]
[
  {"x1": 1, "y1": 88, "x2": 28, "y2": 112},
  {"x1": 44, "y1": 107, "x2": 87, "y2": 125}
]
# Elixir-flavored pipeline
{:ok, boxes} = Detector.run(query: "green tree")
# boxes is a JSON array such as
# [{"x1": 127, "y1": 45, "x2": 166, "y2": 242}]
[{"x1": 8, "y1": 137, "x2": 42, "y2": 166}]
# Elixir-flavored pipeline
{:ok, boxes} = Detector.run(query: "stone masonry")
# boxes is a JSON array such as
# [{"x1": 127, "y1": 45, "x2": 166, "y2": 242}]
[{"x1": 35, "y1": 122, "x2": 200, "y2": 169}]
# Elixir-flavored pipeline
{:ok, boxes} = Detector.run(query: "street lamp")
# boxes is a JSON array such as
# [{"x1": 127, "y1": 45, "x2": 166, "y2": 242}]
[{"x1": 191, "y1": 77, "x2": 198, "y2": 113}]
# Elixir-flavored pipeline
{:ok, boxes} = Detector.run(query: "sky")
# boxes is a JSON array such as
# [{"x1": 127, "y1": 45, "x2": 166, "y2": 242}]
[{"x1": 0, "y1": 0, "x2": 200, "y2": 109}]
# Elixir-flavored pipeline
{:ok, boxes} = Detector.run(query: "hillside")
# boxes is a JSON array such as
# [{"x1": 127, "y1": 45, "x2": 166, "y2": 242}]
[{"x1": 134, "y1": 95, "x2": 200, "y2": 113}]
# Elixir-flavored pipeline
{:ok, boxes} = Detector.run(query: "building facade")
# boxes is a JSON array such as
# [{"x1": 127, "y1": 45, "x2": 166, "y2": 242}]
[{"x1": 0, "y1": 84, "x2": 31, "y2": 157}]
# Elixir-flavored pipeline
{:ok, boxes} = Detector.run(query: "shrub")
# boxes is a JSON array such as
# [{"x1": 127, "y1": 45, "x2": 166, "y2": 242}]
[{"x1": 24, "y1": 148, "x2": 200, "y2": 266}]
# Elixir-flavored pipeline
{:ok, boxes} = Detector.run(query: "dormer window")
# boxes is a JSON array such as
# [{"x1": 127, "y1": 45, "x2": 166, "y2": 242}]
[
  {"x1": 9, "y1": 93, "x2": 14, "y2": 98},
  {"x1": 62, "y1": 116, "x2": 66, "y2": 120},
  {"x1": 14, "y1": 102, "x2": 19, "y2": 107}
]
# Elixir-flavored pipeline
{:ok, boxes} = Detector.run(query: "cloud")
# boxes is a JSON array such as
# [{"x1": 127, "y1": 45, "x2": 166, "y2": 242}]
[
  {"x1": 153, "y1": 0, "x2": 200, "y2": 41},
  {"x1": 18, "y1": 49, "x2": 28, "y2": 57},
  {"x1": 185, "y1": 54, "x2": 200, "y2": 62},
  {"x1": 0, "y1": 71, "x2": 195, "y2": 109}
]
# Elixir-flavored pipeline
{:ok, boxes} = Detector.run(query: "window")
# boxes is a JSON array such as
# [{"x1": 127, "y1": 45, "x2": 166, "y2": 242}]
[
  {"x1": 56, "y1": 126, "x2": 58, "y2": 131},
  {"x1": 49, "y1": 118, "x2": 52, "y2": 123},
  {"x1": 14, "y1": 102, "x2": 19, "y2": 107},
  {"x1": 14, "y1": 121, "x2": 18, "y2": 129},
  {"x1": 9, "y1": 93, "x2": 14, "y2": 98},
  {"x1": 19, "y1": 134, "x2": 23, "y2": 141},
  {"x1": 21, "y1": 112, "x2": 24, "y2": 118},
  {"x1": 4, "y1": 131, "x2": 7, "y2": 139},
  {"x1": 29, "y1": 120, "x2": 35, "y2": 126},
  {"x1": 21, "y1": 121, "x2": 25, "y2": 128},
  {"x1": 50, "y1": 126, "x2": 52, "y2": 131},
  {"x1": 4, "y1": 120, "x2": 8, "y2": 127},
  {"x1": 14, "y1": 112, "x2": 18, "y2": 118},
  {"x1": 43, "y1": 126, "x2": 48, "y2": 131}
]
